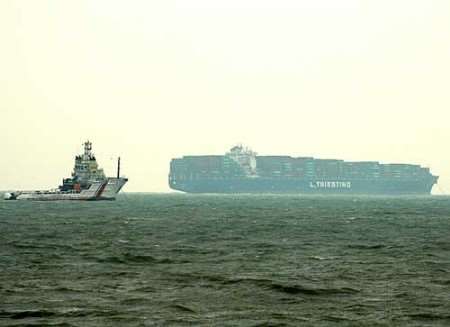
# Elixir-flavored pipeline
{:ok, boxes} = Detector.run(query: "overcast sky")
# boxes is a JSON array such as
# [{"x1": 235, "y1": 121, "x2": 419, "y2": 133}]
[{"x1": 1, "y1": 0, "x2": 449, "y2": 193}]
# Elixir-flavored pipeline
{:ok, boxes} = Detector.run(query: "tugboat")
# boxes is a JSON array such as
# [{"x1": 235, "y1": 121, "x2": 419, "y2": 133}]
[{"x1": 4, "y1": 141, "x2": 128, "y2": 201}]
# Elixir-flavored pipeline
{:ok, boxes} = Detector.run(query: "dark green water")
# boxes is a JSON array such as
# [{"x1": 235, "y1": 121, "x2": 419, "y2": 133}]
[{"x1": 1, "y1": 194, "x2": 449, "y2": 326}]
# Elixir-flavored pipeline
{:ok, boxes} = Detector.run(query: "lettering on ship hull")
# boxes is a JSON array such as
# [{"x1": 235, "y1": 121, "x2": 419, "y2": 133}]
[{"x1": 309, "y1": 181, "x2": 352, "y2": 189}]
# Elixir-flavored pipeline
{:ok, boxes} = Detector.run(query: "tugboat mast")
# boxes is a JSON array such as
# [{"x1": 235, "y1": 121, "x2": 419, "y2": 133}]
[
  {"x1": 83, "y1": 141, "x2": 93, "y2": 159},
  {"x1": 117, "y1": 157, "x2": 121, "y2": 179}
]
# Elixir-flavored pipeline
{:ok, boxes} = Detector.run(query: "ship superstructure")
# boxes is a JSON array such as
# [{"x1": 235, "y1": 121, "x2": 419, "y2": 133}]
[
  {"x1": 169, "y1": 145, "x2": 439, "y2": 195},
  {"x1": 226, "y1": 145, "x2": 258, "y2": 177},
  {"x1": 4, "y1": 141, "x2": 128, "y2": 201}
]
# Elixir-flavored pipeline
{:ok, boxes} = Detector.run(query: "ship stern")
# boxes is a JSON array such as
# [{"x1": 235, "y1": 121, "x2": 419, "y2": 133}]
[{"x1": 97, "y1": 177, "x2": 128, "y2": 200}]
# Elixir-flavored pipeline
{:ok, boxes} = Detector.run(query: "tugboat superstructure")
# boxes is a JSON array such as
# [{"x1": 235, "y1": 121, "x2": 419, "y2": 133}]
[{"x1": 4, "y1": 141, "x2": 128, "y2": 201}]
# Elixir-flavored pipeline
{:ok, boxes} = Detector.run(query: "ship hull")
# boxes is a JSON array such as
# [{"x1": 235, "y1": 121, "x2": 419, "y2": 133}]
[
  {"x1": 6, "y1": 178, "x2": 128, "y2": 201},
  {"x1": 170, "y1": 178, "x2": 436, "y2": 195},
  {"x1": 97, "y1": 177, "x2": 128, "y2": 200}
]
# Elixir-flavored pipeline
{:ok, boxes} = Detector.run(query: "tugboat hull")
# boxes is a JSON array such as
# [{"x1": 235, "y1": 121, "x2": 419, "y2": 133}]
[{"x1": 6, "y1": 178, "x2": 128, "y2": 201}]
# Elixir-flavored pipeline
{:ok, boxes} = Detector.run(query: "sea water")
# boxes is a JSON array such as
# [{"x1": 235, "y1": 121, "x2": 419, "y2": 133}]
[{"x1": 1, "y1": 194, "x2": 449, "y2": 326}]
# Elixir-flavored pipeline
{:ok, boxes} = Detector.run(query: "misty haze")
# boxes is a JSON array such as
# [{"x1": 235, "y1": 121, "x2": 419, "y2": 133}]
[{"x1": 1, "y1": 1, "x2": 449, "y2": 326}]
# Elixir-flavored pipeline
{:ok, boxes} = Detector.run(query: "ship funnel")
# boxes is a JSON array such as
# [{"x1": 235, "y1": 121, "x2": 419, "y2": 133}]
[{"x1": 117, "y1": 157, "x2": 121, "y2": 178}]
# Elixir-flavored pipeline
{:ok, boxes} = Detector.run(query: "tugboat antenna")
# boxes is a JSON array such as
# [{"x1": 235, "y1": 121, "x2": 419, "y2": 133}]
[{"x1": 117, "y1": 157, "x2": 121, "y2": 178}]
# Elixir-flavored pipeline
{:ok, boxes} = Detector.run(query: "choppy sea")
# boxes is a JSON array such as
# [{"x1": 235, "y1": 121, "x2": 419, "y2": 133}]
[{"x1": 0, "y1": 194, "x2": 449, "y2": 326}]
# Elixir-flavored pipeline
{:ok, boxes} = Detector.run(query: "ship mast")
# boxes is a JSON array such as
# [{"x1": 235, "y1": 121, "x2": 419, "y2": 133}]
[
  {"x1": 83, "y1": 141, "x2": 93, "y2": 159},
  {"x1": 117, "y1": 157, "x2": 121, "y2": 178}
]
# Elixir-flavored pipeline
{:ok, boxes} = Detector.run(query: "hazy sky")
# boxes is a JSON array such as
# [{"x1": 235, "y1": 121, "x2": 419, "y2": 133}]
[{"x1": 1, "y1": 0, "x2": 450, "y2": 193}]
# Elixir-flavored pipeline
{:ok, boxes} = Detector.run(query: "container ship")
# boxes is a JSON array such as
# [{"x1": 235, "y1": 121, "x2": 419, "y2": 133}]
[
  {"x1": 4, "y1": 141, "x2": 128, "y2": 201},
  {"x1": 169, "y1": 145, "x2": 438, "y2": 195}
]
